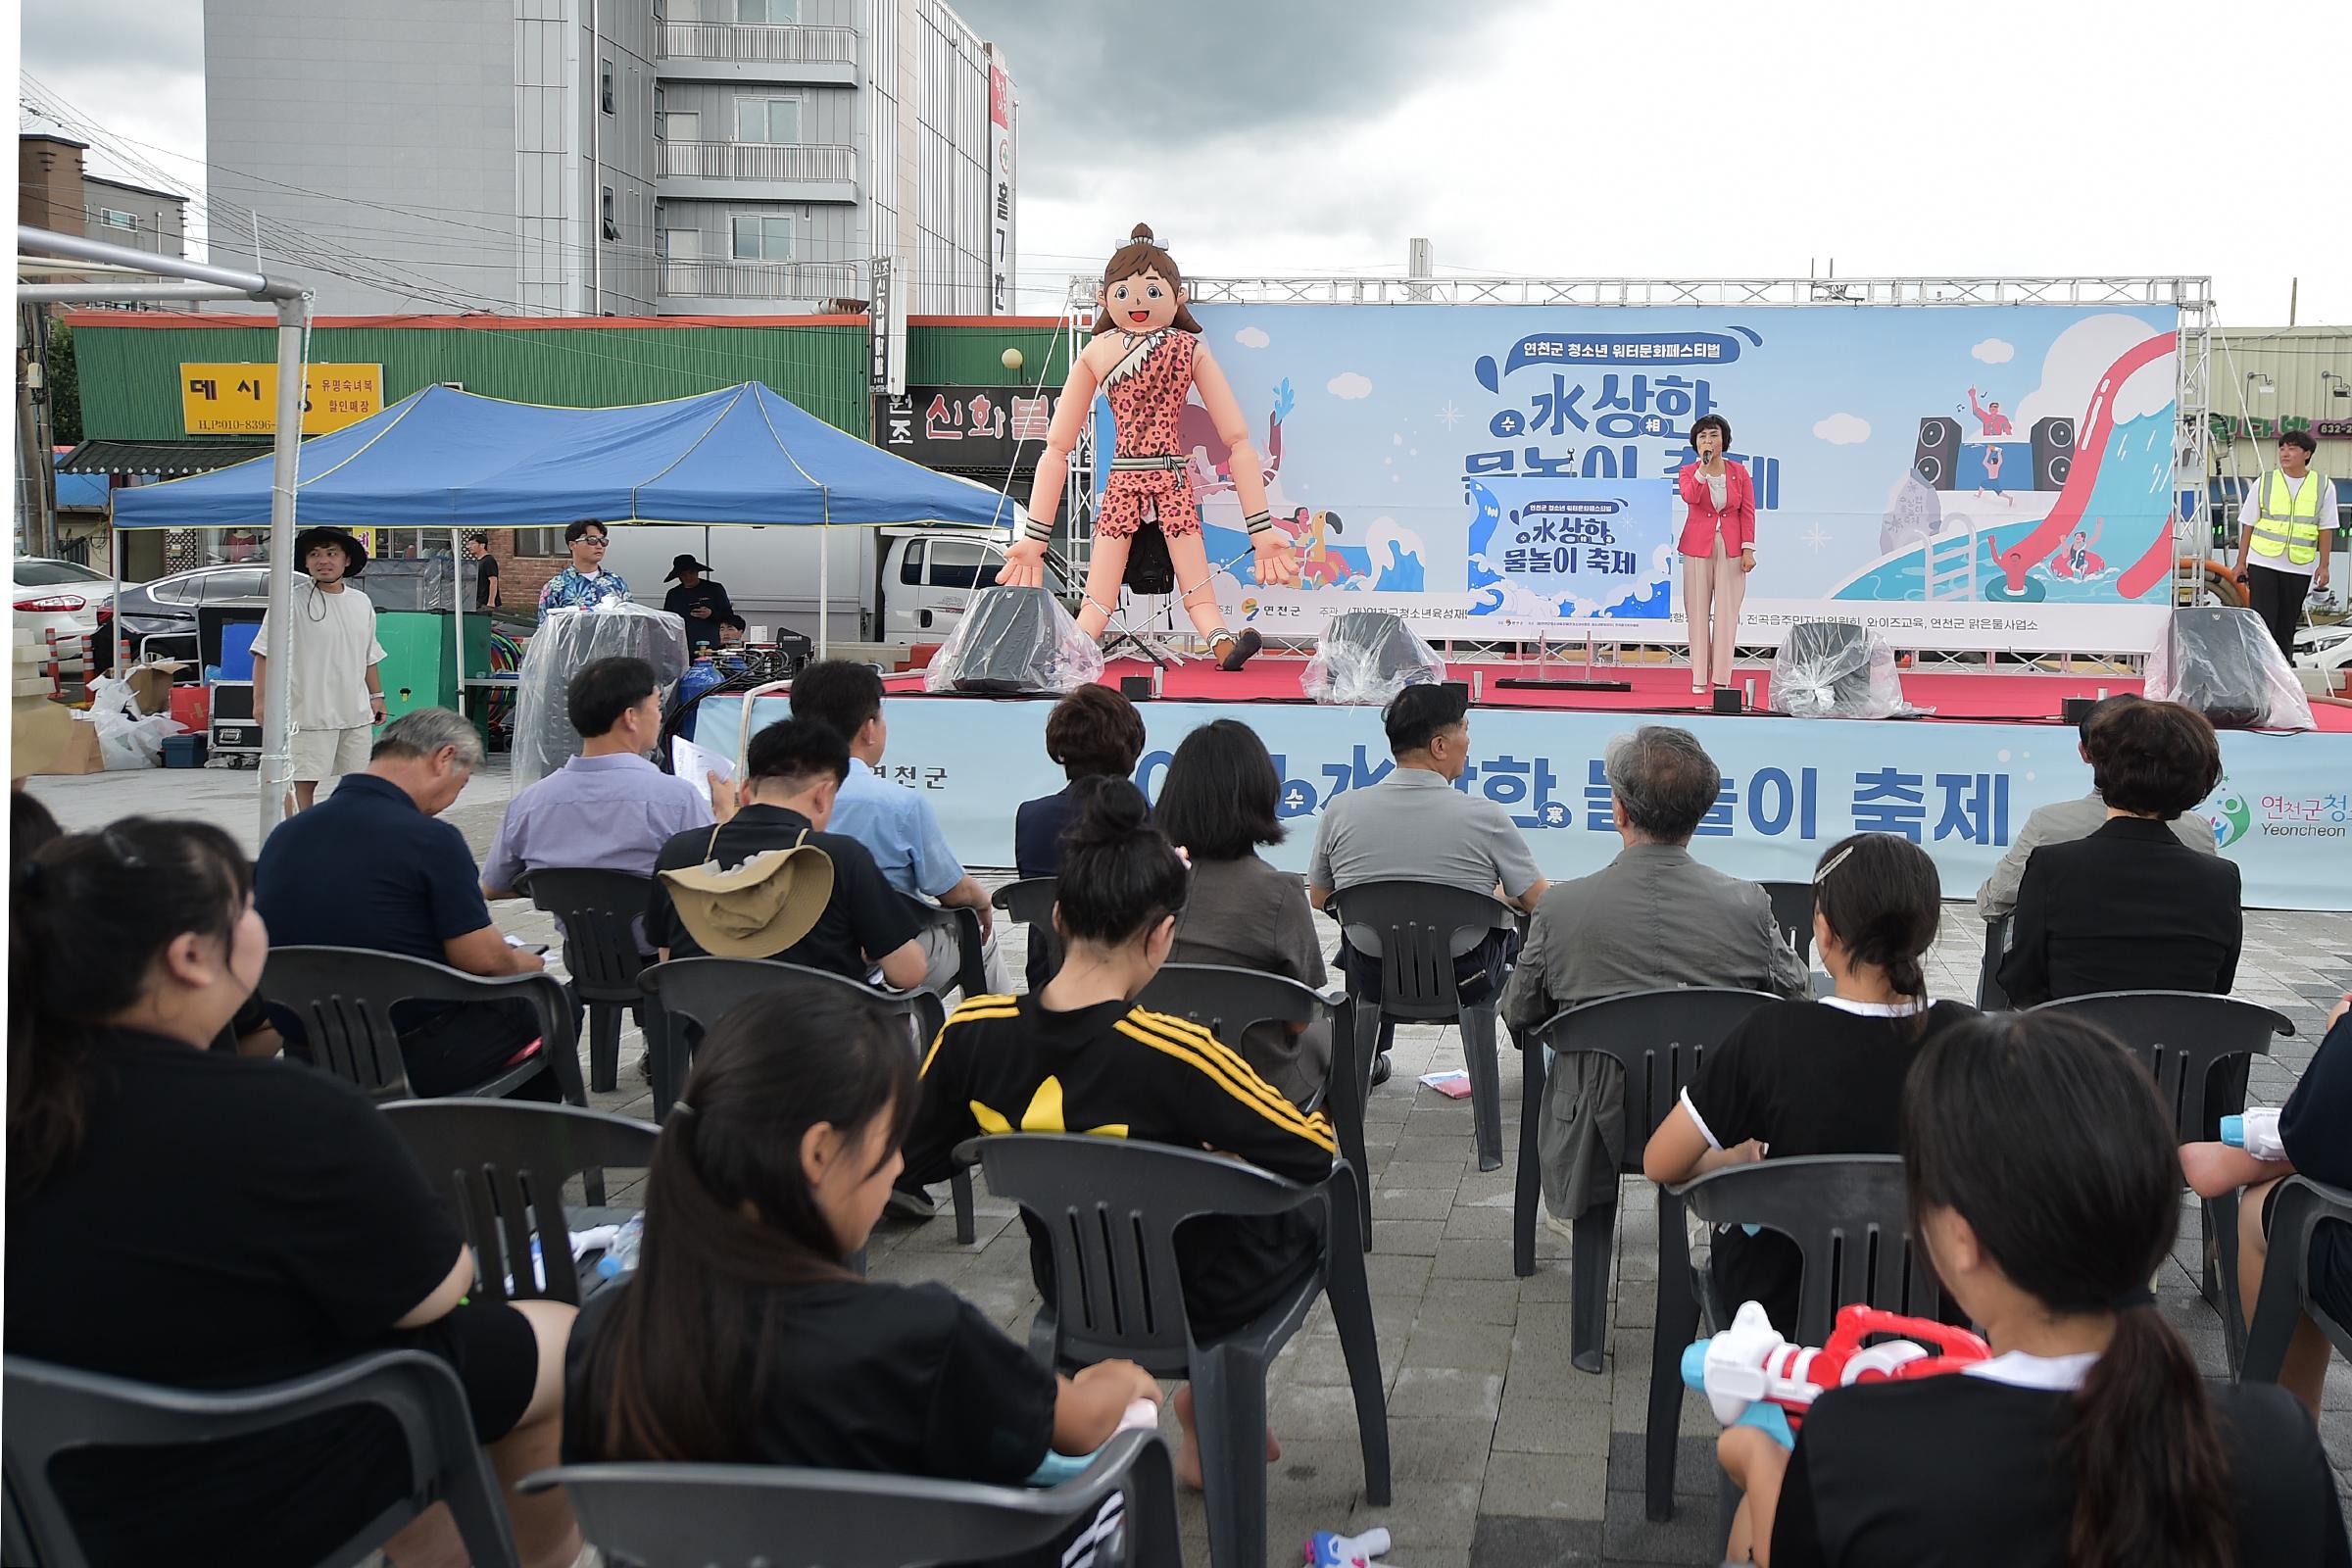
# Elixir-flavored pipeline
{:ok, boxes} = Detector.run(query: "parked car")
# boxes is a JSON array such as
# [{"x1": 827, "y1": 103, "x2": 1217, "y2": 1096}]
[
  {"x1": 13, "y1": 555, "x2": 115, "y2": 650},
  {"x1": 109, "y1": 563, "x2": 272, "y2": 666}
]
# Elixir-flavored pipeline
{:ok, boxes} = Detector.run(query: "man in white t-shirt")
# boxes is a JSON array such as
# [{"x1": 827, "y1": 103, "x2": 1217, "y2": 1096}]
[{"x1": 253, "y1": 527, "x2": 389, "y2": 810}]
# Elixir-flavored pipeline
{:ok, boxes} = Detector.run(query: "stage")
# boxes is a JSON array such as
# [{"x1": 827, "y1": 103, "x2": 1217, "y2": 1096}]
[{"x1": 691, "y1": 657, "x2": 2352, "y2": 911}]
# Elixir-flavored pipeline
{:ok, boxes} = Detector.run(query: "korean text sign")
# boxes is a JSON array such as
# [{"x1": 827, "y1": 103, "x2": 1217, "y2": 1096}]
[{"x1": 179, "y1": 363, "x2": 384, "y2": 436}]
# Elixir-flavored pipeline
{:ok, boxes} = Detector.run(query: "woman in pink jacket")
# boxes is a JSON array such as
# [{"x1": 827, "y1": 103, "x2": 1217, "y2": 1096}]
[{"x1": 1677, "y1": 414, "x2": 1757, "y2": 694}]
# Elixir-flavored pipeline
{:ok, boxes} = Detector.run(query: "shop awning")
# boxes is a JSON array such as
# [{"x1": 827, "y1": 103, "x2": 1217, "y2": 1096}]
[{"x1": 57, "y1": 438, "x2": 273, "y2": 476}]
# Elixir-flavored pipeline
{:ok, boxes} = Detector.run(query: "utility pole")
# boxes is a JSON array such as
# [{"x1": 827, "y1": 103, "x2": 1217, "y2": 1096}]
[{"x1": 17, "y1": 303, "x2": 58, "y2": 558}]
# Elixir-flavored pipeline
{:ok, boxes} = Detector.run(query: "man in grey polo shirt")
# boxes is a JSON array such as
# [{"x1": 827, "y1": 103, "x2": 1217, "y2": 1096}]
[{"x1": 1308, "y1": 683, "x2": 1548, "y2": 1081}]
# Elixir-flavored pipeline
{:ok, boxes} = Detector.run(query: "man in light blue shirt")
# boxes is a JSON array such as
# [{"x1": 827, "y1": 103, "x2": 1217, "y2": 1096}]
[
  {"x1": 481, "y1": 656, "x2": 726, "y2": 929},
  {"x1": 790, "y1": 661, "x2": 1008, "y2": 997}
]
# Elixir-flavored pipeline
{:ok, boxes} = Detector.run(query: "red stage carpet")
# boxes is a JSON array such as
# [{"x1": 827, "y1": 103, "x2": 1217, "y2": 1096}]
[{"x1": 889, "y1": 655, "x2": 2352, "y2": 733}]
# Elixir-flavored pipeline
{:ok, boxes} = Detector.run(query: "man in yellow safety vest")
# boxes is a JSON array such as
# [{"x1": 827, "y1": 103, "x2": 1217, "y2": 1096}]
[{"x1": 2232, "y1": 430, "x2": 2336, "y2": 659}]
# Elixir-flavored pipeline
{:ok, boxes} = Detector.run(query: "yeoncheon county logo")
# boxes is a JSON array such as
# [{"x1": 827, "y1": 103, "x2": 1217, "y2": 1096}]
[{"x1": 2205, "y1": 780, "x2": 2251, "y2": 850}]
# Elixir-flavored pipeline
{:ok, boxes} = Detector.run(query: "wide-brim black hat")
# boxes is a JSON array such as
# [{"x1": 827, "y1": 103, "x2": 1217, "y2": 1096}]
[
  {"x1": 664, "y1": 554, "x2": 714, "y2": 581},
  {"x1": 293, "y1": 526, "x2": 369, "y2": 576}
]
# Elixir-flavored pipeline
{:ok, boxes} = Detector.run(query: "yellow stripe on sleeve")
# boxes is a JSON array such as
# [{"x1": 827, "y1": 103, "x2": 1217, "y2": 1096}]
[{"x1": 1111, "y1": 1017, "x2": 1338, "y2": 1155}]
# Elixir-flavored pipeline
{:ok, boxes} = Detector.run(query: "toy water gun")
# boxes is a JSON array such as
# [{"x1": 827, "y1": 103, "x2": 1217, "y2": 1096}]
[
  {"x1": 1683, "y1": 1300, "x2": 1990, "y2": 1448},
  {"x1": 1304, "y1": 1527, "x2": 1391, "y2": 1568},
  {"x1": 1025, "y1": 1398, "x2": 1160, "y2": 1488},
  {"x1": 2221, "y1": 1108, "x2": 2285, "y2": 1161}
]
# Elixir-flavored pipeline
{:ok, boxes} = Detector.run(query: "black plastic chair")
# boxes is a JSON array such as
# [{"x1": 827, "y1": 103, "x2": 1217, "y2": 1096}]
[
  {"x1": 1136, "y1": 964, "x2": 1369, "y2": 1245},
  {"x1": 2241, "y1": 1175, "x2": 2352, "y2": 1385},
  {"x1": 1329, "y1": 880, "x2": 1518, "y2": 1171},
  {"x1": 1667, "y1": 1155, "x2": 1941, "y2": 1529},
  {"x1": 516, "y1": 867, "x2": 657, "y2": 1094},
  {"x1": 1758, "y1": 881, "x2": 1815, "y2": 966},
  {"x1": 3, "y1": 1351, "x2": 519, "y2": 1568},
  {"x1": 896, "y1": 890, "x2": 990, "y2": 999},
  {"x1": 383, "y1": 1100, "x2": 660, "y2": 1305},
  {"x1": 518, "y1": 1428, "x2": 1182, "y2": 1568},
  {"x1": 961, "y1": 1133, "x2": 1389, "y2": 1568},
  {"x1": 639, "y1": 956, "x2": 977, "y2": 1245},
  {"x1": 1516, "y1": 989, "x2": 1780, "y2": 1366},
  {"x1": 993, "y1": 876, "x2": 1060, "y2": 992},
  {"x1": 1975, "y1": 915, "x2": 2012, "y2": 1009},
  {"x1": 2030, "y1": 990, "x2": 2293, "y2": 1370},
  {"x1": 261, "y1": 946, "x2": 587, "y2": 1108}
]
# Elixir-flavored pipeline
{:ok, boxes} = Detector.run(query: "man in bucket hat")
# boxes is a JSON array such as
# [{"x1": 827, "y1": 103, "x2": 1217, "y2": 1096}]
[
  {"x1": 661, "y1": 553, "x2": 734, "y2": 651},
  {"x1": 253, "y1": 526, "x2": 387, "y2": 811},
  {"x1": 647, "y1": 716, "x2": 927, "y2": 989}
]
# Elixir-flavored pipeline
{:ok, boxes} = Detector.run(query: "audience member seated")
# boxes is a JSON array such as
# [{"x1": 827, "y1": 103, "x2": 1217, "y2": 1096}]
[
  {"x1": 1014, "y1": 684, "x2": 1147, "y2": 880},
  {"x1": 254, "y1": 709, "x2": 569, "y2": 1098},
  {"x1": 645, "y1": 716, "x2": 926, "y2": 989},
  {"x1": 1501, "y1": 724, "x2": 1807, "y2": 1236},
  {"x1": 789, "y1": 660, "x2": 1009, "y2": 997},
  {"x1": 1974, "y1": 694, "x2": 2218, "y2": 923},
  {"x1": 481, "y1": 656, "x2": 724, "y2": 909},
  {"x1": 564, "y1": 983, "x2": 1162, "y2": 1519},
  {"x1": 2181, "y1": 991, "x2": 2352, "y2": 1419},
  {"x1": 1308, "y1": 683, "x2": 1547, "y2": 1084},
  {"x1": 7, "y1": 816, "x2": 580, "y2": 1568},
  {"x1": 905, "y1": 778, "x2": 1336, "y2": 1490},
  {"x1": 1643, "y1": 833, "x2": 1977, "y2": 1334},
  {"x1": 1715, "y1": 1010, "x2": 2348, "y2": 1566},
  {"x1": 1154, "y1": 717, "x2": 1332, "y2": 1105},
  {"x1": 1996, "y1": 698, "x2": 2240, "y2": 1007}
]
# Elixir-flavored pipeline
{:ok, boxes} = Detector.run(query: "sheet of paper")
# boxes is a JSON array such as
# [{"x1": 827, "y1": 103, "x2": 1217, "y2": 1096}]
[{"x1": 670, "y1": 733, "x2": 736, "y2": 806}]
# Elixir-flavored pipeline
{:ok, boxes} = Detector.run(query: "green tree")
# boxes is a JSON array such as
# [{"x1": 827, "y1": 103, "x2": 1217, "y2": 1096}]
[{"x1": 44, "y1": 318, "x2": 80, "y2": 446}]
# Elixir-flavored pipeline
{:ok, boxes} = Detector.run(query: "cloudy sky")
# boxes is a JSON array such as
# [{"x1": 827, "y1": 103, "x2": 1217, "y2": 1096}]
[{"x1": 20, "y1": 0, "x2": 2350, "y2": 324}]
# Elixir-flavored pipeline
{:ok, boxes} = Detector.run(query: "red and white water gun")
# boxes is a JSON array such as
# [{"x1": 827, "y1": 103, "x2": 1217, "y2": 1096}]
[{"x1": 1684, "y1": 1300, "x2": 1991, "y2": 1446}]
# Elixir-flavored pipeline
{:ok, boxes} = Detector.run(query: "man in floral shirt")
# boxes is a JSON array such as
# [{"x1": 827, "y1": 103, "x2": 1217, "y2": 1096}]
[{"x1": 536, "y1": 519, "x2": 634, "y2": 620}]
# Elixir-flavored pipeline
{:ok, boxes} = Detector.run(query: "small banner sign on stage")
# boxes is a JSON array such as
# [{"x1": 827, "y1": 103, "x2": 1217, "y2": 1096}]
[
  {"x1": 691, "y1": 697, "x2": 2352, "y2": 912},
  {"x1": 1150, "y1": 303, "x2": 2184, "y2": 655}
]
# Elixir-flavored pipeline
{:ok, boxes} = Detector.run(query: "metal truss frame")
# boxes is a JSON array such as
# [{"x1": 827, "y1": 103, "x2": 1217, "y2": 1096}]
[{"x1": 1047, "y1": 274, "x2": 2217, "y2": 670}]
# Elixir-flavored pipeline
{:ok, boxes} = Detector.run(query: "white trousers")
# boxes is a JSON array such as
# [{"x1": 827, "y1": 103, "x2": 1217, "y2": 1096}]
[{"x1": 1682, "y1": 533, "x2": 1746, "y2": 688}]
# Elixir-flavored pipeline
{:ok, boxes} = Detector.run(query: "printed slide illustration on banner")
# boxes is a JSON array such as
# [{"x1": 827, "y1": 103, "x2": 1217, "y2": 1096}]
[
  {"x1": 1164, "y1": 302, "x2": 2181, "y2": 653},
  {"x1": 1464, "y1": 477, "x2": 1675, "y2": 620}
]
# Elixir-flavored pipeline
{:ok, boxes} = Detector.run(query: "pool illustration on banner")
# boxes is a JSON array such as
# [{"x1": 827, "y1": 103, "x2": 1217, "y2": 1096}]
[{"x1": 1133, "y1": 301, "x2": 2185, "y2": 653}]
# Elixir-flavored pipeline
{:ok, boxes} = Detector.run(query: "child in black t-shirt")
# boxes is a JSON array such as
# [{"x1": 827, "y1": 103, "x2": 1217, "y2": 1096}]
[
  {"x1": 1644, "y1": 833, "x2": 1975, "y2": 1334},
  {"x1": 2181, "y1": 991, "x2": 2352, "y2": 1418},
  {"x1": 904, "y1": 776, "x2": 1338, "y2": 1492},
  {"x1": 566, "y1": 981, "x2": 1162, "y2": 1492},
  {"x1": 1714, "y1": 1011, "x2": 2347, "y2": 1567}
]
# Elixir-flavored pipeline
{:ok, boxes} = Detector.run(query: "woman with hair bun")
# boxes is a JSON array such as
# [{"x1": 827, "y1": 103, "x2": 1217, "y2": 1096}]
[
  {"x1": 904, "y1": 775, "x2": 1337, "y2": 1488},
  {"x1": 1718, "y1": 1011, "x2": 2348, "y2": 1566},
  {"x1": 1643, "y1": 832, "x2": 1975, "y2": 1335}
]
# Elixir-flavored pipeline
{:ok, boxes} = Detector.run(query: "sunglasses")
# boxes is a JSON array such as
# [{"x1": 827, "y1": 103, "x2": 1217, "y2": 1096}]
[{"x1": 580, "y1": 536, "x2": 610, "y2": 546}]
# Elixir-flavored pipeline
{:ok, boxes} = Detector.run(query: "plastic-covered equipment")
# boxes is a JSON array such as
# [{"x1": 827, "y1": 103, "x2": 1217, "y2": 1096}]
[
  {"x1": 1769, "y1": 620, "x2": 1909, "y2": 719},
  {"x1": 358, "y1": 556, "x2": 457, "y2": 612},
  {"x1": 2145, "y1": 606, "x2": 2314, "y2": 732},
  {"x1": 515, "y1": 604, "x2": 690, "y2": 787},
  {"x1": 1301, "y1": 611, "x2": 1446, "y2": 706},
  {"x1": 924, "y1": 585, "x2": 1103, "y2": 696}
]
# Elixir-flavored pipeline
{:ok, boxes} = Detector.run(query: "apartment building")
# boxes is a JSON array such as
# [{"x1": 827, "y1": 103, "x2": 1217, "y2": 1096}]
[
  {"x1": 19, "y1": 128, "x2": 189, "y2": 258},
  {"x1": 202, "y1": 0, "x2": 1014, "y2": 318}
]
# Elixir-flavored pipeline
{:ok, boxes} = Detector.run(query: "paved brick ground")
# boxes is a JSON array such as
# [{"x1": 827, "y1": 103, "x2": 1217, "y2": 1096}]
[{"x1": 28, "y1": 761, "x2": 2352, "y2": 1566}]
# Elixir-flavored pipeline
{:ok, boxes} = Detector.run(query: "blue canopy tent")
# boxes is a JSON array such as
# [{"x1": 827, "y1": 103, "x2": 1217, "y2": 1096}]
[{"x1": 111, "y1": 380, "x2": 1030, "y2": 655}]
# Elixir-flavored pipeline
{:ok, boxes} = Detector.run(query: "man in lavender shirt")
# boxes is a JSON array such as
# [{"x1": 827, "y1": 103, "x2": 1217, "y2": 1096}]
[{"x1": 481, "y1": 656, "x2": 732, "y2": 924}]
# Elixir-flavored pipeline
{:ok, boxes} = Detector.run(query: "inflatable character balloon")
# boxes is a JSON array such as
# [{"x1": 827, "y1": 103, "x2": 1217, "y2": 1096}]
[{"x1": 1001, "y1": 223, "x2": 1298, "y2": 670}]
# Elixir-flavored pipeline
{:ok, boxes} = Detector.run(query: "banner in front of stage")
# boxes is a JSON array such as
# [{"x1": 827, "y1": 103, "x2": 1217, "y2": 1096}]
[
  {"x1": 694, "y1": 697, "x2": 2349, "y2": 911},
  {"x1": 1164, "y1": 302, "x2": 2182, "y2": 654}
]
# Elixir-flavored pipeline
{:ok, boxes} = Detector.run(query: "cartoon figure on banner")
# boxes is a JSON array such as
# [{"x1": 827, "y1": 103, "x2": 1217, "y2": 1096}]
[
  {"x1": 2051, "y1": 518, "x2": 2106, "y2": 580},
  {"x1": 1002, "y1": 223, "x2": 1298, "y2": 670}
]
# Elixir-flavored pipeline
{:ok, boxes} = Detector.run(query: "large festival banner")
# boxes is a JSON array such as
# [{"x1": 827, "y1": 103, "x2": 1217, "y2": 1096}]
[
  {"x1": 1148, "y1": 303, "x2": 2183, "y2": 654},
  {"x1": 693, "y1": 696, "x2": 2351, "y2": 912}
]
